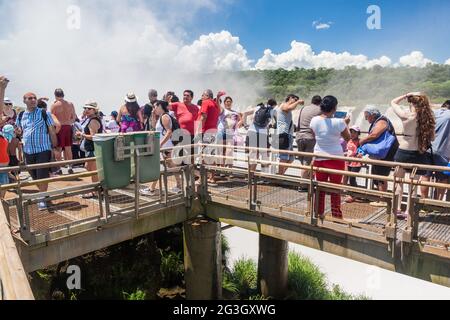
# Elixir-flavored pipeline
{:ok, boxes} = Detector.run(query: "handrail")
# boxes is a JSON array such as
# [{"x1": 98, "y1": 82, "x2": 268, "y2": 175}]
[
  {"x1": 199, "y1": 143, "x2": 450, "y2": 173},
  {"x1": 0, "y1": 204, "x2": 34, "y2": 300},
  {"x1": 0, "y1": 171, "x2": 99, "y2": 191},
  {"x1": 200, "y1": 153, "x2": 450, "y2": 190},
  {"x1": 0, "y1": 157, "x2": 96, "y2": 174}
]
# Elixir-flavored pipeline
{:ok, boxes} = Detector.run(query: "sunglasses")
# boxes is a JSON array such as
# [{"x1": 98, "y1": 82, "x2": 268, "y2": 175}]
[{"x1": 5, "y1": 103, "x2": 13, "y2": 106}]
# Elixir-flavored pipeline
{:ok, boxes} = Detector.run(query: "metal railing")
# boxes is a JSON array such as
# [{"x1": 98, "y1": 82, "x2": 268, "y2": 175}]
[
  {"x1": 1, "y1": 149, "x2": 191, "y2": 245},
  {"x1": 196, "y1": 143, "x2": 450, "y2": 258},
  {"x1": 1, "y1": 142, "x2": 448, "y2": 254}
]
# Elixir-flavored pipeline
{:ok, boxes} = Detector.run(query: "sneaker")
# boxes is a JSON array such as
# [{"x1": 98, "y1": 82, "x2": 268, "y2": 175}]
[
  {"x1": 140, "y1": 188, "x2": 156, "y2": 196},
  {"x1": 38, "y1": 201, "x2": 48, "y2": 211},
  {"x1": 68, "y1": 168, "x2": 74, "y2": 175},
  {"x1": 170, "y1": 187, "x2": 182, "y2": 194},
  {"x1": 55, "y1": 169, "x2": 63, "y2": 175},
  {"x1": 396, "y1": 211, "x2": 408, "y2": 220},
  {"x1": 82, "y1": 193, "x2": 97, "y2": 199}
]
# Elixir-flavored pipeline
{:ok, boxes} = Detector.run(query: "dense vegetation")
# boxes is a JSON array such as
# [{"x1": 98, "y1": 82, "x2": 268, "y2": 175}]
[
  {"x1": 222, "y1": 253, "x2": 367, "y2": 300},
  {"x1": 237, "y1": 64, "x2": 450, "y2": 105},
  {"x1": 32, "y1": 229, "x2": 366, "y2": 300}
]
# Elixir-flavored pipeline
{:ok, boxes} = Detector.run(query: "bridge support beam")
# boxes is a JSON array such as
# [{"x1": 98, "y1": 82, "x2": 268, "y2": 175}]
[
  {"x1": 184, "y1": 218, "x2": 222, "y2": 300},
  {"x1": 258, "y1": 234, "x2": 289, "y2": 299}
]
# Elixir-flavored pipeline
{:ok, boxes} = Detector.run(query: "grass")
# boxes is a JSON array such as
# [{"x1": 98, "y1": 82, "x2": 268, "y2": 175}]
[
  {"x1": 123, "y1": 289, "x2": 146, "y2": 300},
  {"x1": 159, "y1": 249, "x2": 184, "y2": 288},
  {"x1": 223, "y1": 252, "x2": 369, "y2": 300},
  {"x1": 223, "y1": 257, "x2": 258, "y2": 299},
  {"x1": 287, "y1": 252, "x2": 369, "y2": 300}
]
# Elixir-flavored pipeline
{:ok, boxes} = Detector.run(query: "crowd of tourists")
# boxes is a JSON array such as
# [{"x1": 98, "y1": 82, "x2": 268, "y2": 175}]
[{"x1": 1, "y1": 75, "x2": 449, "y2": 220}]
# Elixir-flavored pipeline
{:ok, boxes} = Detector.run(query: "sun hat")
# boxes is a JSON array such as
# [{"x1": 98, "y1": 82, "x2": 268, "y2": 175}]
[
  {"x1": 4, "y1": 97, "x2": 13, "y2": 105},
  {"x1": 125, "y1": 93, "x2": 137, "y2": 103},
  {"x1": 84, "y1": 101, "x2": 99, "y2": 110},
  {"x1": 350, "y1": 125, "x2": 361, "y2": 133}
]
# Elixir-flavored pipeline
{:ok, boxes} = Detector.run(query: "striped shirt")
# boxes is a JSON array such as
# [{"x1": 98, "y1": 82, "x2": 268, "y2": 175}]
[{"x1": 16, "y1": 108, "x2": 55, "y2": 155}]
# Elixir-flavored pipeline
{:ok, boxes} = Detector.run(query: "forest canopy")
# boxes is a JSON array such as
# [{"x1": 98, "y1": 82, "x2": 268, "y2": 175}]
[{"x1": 238, "y1": 64, "x2": 450, "y2": 106}]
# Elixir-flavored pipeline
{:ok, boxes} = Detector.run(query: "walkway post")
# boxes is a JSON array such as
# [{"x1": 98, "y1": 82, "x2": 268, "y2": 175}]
[
  {"x1": 258, "y1": 234, "x2": 288, "y2": 299},
  {"x1": 184, "y1": 218, "x2": 222, "y2": 300}
]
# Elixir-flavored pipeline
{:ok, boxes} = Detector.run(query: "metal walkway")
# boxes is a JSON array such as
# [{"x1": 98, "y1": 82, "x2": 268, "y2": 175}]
[{"x1": 1, "y1": 144, "x2": 450, "y2": 299}]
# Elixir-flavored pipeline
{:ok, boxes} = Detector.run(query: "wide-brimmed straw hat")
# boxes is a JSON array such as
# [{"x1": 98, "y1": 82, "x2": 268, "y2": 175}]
[
  {"x1": 125, "y1": 93, "x2": 138, "y2": 103},
  {"x1": 84, "y1": 101, "x2": 99, "y2": 110}
]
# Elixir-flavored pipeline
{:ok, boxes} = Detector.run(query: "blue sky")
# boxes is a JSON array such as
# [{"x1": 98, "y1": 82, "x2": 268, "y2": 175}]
[{"x1": 187, "y1": 0, "x2": 450, "y2": 63}]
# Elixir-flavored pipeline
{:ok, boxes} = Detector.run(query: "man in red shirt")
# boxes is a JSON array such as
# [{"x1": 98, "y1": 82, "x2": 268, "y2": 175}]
[
  {"x1": 196, "y1": 89, "x2": 224, "y2": 185},
  {"x1": 170, "y1": 90, "x2": 199, "y2": 138},
  {"x1": 169, "y1": 90, "x2": 199, "y2": 165},
  {"x1": 197, "y1": 89, "x2": 221, "y2": 138}
]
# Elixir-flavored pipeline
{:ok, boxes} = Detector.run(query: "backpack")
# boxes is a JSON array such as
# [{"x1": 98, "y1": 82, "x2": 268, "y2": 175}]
[
  {"x1": 253, "y1": 104, "x2": 273, "y2": 128},
  {"x1": 159, "y1": 113, "x2": 181, "y2": 145},
  {"x1": 142, "y1": 103, "x2": 153, "y2": 130}
]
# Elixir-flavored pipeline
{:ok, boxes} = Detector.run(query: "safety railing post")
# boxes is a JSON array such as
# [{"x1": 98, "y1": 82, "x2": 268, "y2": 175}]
[
  {"x1": 104, "y1": 189, "x2": 111, "y2": 220},
  {"x1": 308, "y1": 162, "x2": 315, "y2": 225},
  {"x1": 247, "y1": 154, "x2": 253, "y2": 210},
  {"x1": 97, "y1": 185, "x2": 105, "y2": 220},
  {"x1": 407, "y1": 167, "x2": 419, "y2": 241},
  {"x1": 134, "y1": 148, "x2": 141, "y2": 218},
  {"x1": 386, "y1": 166, "x2": 400, "y2": 257},
  {"x1": 163, "y1": 160, "x2": 169, "y2": 206}
]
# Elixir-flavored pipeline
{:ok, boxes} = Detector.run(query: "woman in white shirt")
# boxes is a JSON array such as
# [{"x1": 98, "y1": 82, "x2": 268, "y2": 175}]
[{"x1": 310, "y1": 95, "x2": 351, "y2": 219}]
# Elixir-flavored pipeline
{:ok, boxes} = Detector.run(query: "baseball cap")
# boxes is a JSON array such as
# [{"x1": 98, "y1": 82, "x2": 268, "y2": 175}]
[
  {"x1": 350, "y1": 126, "x2": 361, "y2": 133},
  {"x1": 4, "y1": 97, "x2": 12, "y2": 105}
]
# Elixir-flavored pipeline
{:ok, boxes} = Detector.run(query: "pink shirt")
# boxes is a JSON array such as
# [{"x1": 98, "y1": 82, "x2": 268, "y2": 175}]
[{"x1": 346, "y1": 139, "x2": 361, "y2": 168}]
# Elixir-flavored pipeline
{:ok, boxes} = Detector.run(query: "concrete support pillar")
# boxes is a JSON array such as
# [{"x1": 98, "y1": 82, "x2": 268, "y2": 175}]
[
  {"x1": 258, "y1": 234, "x2": 288, "y2": 299},
  {"x1": 184, "y1": 218, "x2": 222, "y2": 300}
]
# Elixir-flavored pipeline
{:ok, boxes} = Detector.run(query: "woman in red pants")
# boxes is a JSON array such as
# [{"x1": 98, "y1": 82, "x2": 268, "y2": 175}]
[{"x1": 310, "y1": 96, "x2": 351, "y2": 219}]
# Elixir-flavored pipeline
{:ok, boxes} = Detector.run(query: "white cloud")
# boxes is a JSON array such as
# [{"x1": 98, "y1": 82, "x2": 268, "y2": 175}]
[
  {"x1": 316, "y1": 23, "x2": 331, "y2": 30},
  {"x1": 445, "y1": 58, "x2": 450, "y2": 65},
  {"x1": 0, "y1": 0, "x2": 256, "y2": 112},
  {"x1": 176, "y1": 31, "x2": 253, "y2": 72},
  {"x1": 313, "y1": 21, "x2": 332, "y2": 30},
  {"x1": 398, "y1": 51, "x2": 435, "y2": 67},
  {"x1": 255, "y1": 41, "x2": 392, "y2": 70}
]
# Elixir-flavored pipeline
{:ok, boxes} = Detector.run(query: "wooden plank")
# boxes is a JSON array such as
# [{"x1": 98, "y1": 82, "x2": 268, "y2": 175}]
[{"x1": 0, "y1": 205, "x2": 34, "y2": 300}]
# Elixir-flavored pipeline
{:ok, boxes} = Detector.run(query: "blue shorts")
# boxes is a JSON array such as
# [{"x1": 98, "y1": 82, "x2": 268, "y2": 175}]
[{"x1": 0, "y1": 172, "x2": 9, "y2": 185}]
